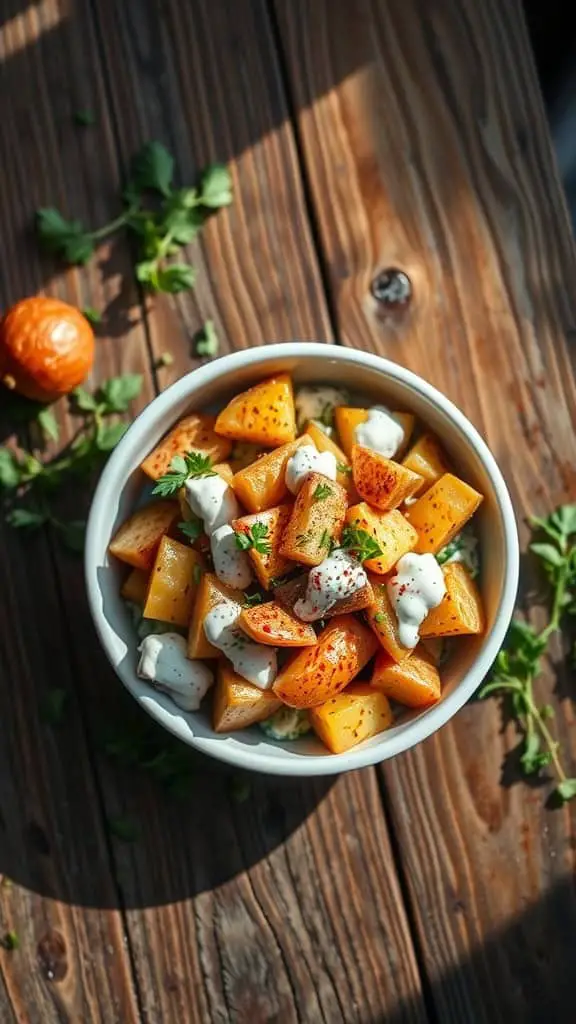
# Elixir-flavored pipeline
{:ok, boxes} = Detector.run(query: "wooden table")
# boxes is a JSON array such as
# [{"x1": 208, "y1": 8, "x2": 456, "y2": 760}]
[{"x1": 1, "y1": 1, "x2": 575, "y2": 1021}]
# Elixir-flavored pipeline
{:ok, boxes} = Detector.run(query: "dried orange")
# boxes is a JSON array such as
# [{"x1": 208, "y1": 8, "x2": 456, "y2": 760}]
[{"x1": 0, "y1": 296, "x2": 95, "y2": 402}]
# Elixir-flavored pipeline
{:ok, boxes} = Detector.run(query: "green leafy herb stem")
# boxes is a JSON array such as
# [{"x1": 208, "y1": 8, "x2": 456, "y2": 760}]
[{"x1": 152, "y1": 452, "x2": 216, "y2": 498}]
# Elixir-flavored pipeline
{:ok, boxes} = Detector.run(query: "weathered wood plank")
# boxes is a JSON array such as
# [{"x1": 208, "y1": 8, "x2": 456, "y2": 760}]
[
  {"x1": 0, "y1": 0, "x2": 153, "y2": 1019},
  {"x1": 83, "y1": 0, "x2": 429, "y2": 1020},
  {"x1": 273, "y1": 0, "x2": 576, "y2": 1020}
]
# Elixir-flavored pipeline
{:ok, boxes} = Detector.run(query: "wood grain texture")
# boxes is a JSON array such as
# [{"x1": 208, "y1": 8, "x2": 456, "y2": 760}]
[{"x1": 273, "y1": 0, "x2": 576, "y2": 1021}]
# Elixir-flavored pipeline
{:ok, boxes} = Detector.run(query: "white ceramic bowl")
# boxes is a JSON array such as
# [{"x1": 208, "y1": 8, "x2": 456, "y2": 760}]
[{"x1": 85, "y1": 343, "x2": 519, "y2": 776}]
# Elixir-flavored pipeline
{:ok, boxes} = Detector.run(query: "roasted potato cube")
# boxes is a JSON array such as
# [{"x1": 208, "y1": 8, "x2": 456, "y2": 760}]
[
  {"x1": 232, "y1": 504, "x2": 295, "y2": 589},
  {"x1": 371, "y1": 647, "x2": 441, "y2": 707},
  {"x1": 187, "y1": 573, "x2": 244, "y2": 659},
  {"x1": 420, "y1": 562, "x2": 485, "y2": 637},
  {"x1": 365, "y1": 573, "x2": 412, "y2": 662},
  {"x1": 309, "y1": 683, "x2": 393, "y2": 753},
  {"x1": 351, "y1": 445, "x2": 422, "y2": 511},
  {"x1": 140, "y1": 413, "x2": 232, "y2": 480},
  {"x1": 404, "y1": 473, "x2": 483, "y2": 554},
  {"x1": 334, "y1": 407, "x2": 414, "y2": 459},
  {"x1": 238, "y1": 601, "x2": 317, "y2": 646},
  {"x1": 280, "y1": 472, "x2": 347, "y2": 567},
  {"x1": 215, "y1": 374, "x2": 296, "y2": 446},
  {"x1": 120, "y1": 568, "x2": 150, "y2": 606},
  {"x1": 213, "y1": 662, "x2": 281, "y2": 732},
  {"x1": 143, "y1": 537, "x2": 205, "y2": 627},
  {"x1": 401, "y1": 433, "x2": 449, "y2": 495},
  {"x1": 304, "y1": 420, "x2": 356, "y2": 497},
  {"x1": 273, "y1": 615, "x2": 378, "y2": 708},
  {"x1": 232, "y1": 435, "x2": 313, "y2": 513},
  {"x1": 274, "y1": 573, "x2": 375, "y2": 618},
  {"x1": 109, "y1": 500, "x2": 179, "y2": 571},
  {"x1": 345, "y1": 503, "x2": 418, "y2": 574}
]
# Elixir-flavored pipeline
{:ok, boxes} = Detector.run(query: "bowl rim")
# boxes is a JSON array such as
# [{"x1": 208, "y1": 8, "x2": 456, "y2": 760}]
[{"x1": 85, "y1": 343, "x2": 519, "y2": 775}]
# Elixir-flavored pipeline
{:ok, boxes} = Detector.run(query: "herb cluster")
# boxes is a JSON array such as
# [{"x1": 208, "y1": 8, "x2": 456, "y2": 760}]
[
  {"x1": 37, "y1": 141, "x2": 232, "y2": 297},
  {"x1": 479, "y1": 505, "x2": 576, "y2": 802},
  {"x1": 0, "y1": 374, "x2": 143, "y2": 551},
  {"x1": 152, "y1": 451, "x2": 216, "y2": 497},
  {"x1": 235, "y1": 522, "x2": 271, "y2": 555}
]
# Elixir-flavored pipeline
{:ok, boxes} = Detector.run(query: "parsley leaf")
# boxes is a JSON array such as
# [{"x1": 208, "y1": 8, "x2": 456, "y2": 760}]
[
  {"x1": 37, "y1": 407, "x2": 59, "y2": 442},
  {"x1": 0, "y1": 449, "x2": 23, "y2": 489},
  {"x1": 340, "y1": 526, "x2": 382, "y2": 562},
  {"x1": 200, "y1": 164, "x2": 233, "y2": 208},
  {"x1": 479, "y1": 504, "x2": 576, "y2": 803},
  {"x1": 336, "y1": 461, "x2": 352, "y2": 475},
  {"x1": 313, "y1": 482, "x2": 333, "y2": 501},
  {"x1": 36, "y1": 208, "x2": 95, "y2": 264},
  {"x1": 234, "y1": 522, "x2": 271, "y2": 555},
  {"x1": 129, "y1": 141, "x2": 174, "y2": 197},
  {"x1": 195, "y1": 320, "x2": 219, "y2": 358},
  {"x1": 96, "y1": 422, "x2": 128, "y2": 451},
  {"x1": 155, "y1": 263, "x2": 196, "y2": 294},
  {"x1": 7, "y1": 508, "x2": 48, "y2": 529},
  {"x1": 179, "y1": 518, "x2": 203, "y2": 543},
  {"x1": 82, "y1": 306, "x2": 102, "y2": 325},
  {"x1": 152, "y1": 452, "x2": 216, "y2": 497},
  {"x1": 243, "y1": 591, "x2": 263, "y2": 607},
  {"x1": 98, "y1": 374, "x2": 142, "y2": 414}
]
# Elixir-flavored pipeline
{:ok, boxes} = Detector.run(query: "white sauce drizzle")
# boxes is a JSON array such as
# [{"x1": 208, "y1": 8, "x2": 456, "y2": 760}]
[
  {"x1": 294, "y1": 549, "x2": 367, "y2": 622},
  {"x1": 185, "y1": 474, "x2": 239, "y2": 536},
  {"x1": 210, "y1": 524, "x2": 253, "y2": 589},
  {"x1": 355, "y1": 406, "x2": 405, "y2": 458},
  {"x1": 387, "y1": 553, "x2": 446, "y2": 649},
  {"x1": 204, "y1": 602, "x2": 277, "y2": 689},
  {"x1": 137, "y1": 633, "x2": 214, "y2": 711},
  {"x1": 285, "y1": 444, "x2": 337, "y2": 495}
]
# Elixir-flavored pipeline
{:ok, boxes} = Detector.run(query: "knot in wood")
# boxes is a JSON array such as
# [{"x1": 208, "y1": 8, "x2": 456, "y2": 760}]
[{"x1": 371, "y1": 269, "x2": 412, "y2": 310}]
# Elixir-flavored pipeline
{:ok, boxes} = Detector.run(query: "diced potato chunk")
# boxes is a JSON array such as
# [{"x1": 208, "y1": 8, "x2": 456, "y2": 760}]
[
  {"x1": 232, "y1": 504, "x2": 295, "y2": 589},
  {"x1": 121, "y1": 568, "x2": 150, "y2": 606},
  {"x1": 421, "y1": 562, "x2": 485, "y2": 637},
  {"x1": 420, "y1": 636, "x2": 444, "y2": 665},
  {"x1": 232, "y1": 435, "x2": 312, "y2": 513},
  {"x1": 404, "y1": 473, "x2": 483, "y2": 554},
  {"x1": 309, "y1": 683, "x2": 393, "y2": 753},
  {"x1": 140, "y1": 413, "x2": 232, "y2": 481},
  {"x1": 273, "y1": 615, "x2": 378, "y2": 708},
  {"x1": 402, "y1": 433, "x2": 449, "y2": 495},
  {"x1": 365, "y1": 573, "x2": 412, "y2": 662},
  {"x1": 215, "y1": 374, "x2": 296, "y2": 446},
  {"x1": 109, "y1": 500, "x2": 179, "y2": 571},
  {"x1": 334, "y1": 407, "x2": 414, "y2": 458},
  {"x1": 229, "y1": 442, "x2": 266, "y2": 473},
  {"x1": 213, "y1": 661, "x2": 281, "y2": 732},
  {"x1": 371, "y1": 647, "x2": 441, "y2": 707},
  {"x1": 304, "y1": 420, "x2": 355, "y2": 497},
  {"x1": 187, "y1": 573, "x2": 243, "y2": 659},
  {"x1": 280, "y1": 472, "x2": 347, "y2": 567},
  {"x1": 143, "y1": 536, "x2": 205, "y2": 627},
  {"x1": 238, "y1": 601, "x2": 317, "y2": 646},
  {"x1": 351, "y1": 445, "x2": 422, "y2": 511},
  {"x1": 345, "y1": 503, "x2": 418, "y2": 574},
  {"x1": 274, "y1": 573, "x2": 374, "y2": 618}
]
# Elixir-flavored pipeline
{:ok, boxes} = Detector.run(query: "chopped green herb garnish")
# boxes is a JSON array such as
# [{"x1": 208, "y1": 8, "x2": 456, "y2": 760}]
[
  {"x1": 479, "y1": 504, "x2": 576, "y2": 803},
  {"x1": 82, "y1": 306, "x2": 102, "y2": 325},
  {"x1": 336, "y1": 461, "x2": 352, "y2": 475},
  {"x1": 179, "y1": 518, "x2": 203, "y2": 543},
  {"x1": 243, "y1": 591, "x2": 263, "y2": 607},
  {"x1": 37, "y1": 407, "x2": 59, "y2": 442},
  {"x1": 234, "y1": 522, "x2": 271, "y2": 555},
  {"x1": 195, "y1": 320, "x2": 219, "y2": 358},
  {"x1": 319, "y1": 529, "x2": 332, "y2": 551},
  {"x1": 152, "y1": 452, "x2": 216, "y2": 497},
  {"x1": 340, "y1": 526, "x2": 382, "y2": 562},
  {"x1": 374, "y1": 612, "x2": 385, "y2": 624},
  {"x1": 192, "y1": 563, "x2": 202, "y2": 585},
  {"x1": 313, "y1": 482, "x2": 333, "y2": 501}
]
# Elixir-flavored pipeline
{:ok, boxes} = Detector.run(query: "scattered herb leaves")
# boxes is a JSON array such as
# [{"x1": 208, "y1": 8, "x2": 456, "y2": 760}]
[
  {"x1": 479, "y1": 505, "x2": 576, "y2": 802},
  {"x1": 36, "y1": 141, "x2": 232, "y2": 297},
  {"x1": 195, "y1": 319, "x2": 219, "y2": 358},
  {"x1": 82, "y1": 306, "x2": 102, "y2": 325},
  {"x1": 336, "y1": 461, "x2": 352, "y2": 475},
  {"x1": 153, "y1": 452, "x2": 216, "y2": 497},
  {"x1": 313, "y1": 482, "x2": 333, "y2": 501},
  {"x1": 234, "y1": 522, "x2": 271, "y2": 555},
  {"x1": 179, "y1": 518, "x2": 203, "y2": 544},
  {"x1": 243, "y1": 591, "x2": 263, "y2": 607},
  {"x1": 37, "y1": 407, "x2": 59, "y2": 442},
  {"x1": 340, "y1": 526, "x2": 382, "y2": 562}
]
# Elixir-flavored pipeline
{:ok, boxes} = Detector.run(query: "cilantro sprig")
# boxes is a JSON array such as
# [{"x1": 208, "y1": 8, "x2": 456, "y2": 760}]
[
  {"x1": 340, "y1": 526, "x2": 382, "y2": 562},
  {"x1": 479, "y1": 505, "x2": 576, "y2": 802},
  {"x1": 37, "y1": 142, "x2": 232, "y2": 297},
  {"x1": 152, "y1": 452, "x2": 216, "y2": 498},
  {"x1": 313, "y1": 482, "x2": 333, "y2": 501},
  {"x1": 0, "y1": 374, "x2": 143, "y2": 552},
  {"x1": 234, "y1": 522, "x2": 271, "y2": 555}
]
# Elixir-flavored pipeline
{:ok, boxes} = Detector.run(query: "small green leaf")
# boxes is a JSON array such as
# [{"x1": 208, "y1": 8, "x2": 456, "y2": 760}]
[
  {"x1": 530, "y1": 542, "x2": 565, "y2": 568},
  {"x1": 130, "y1": 141, "x2": 174, "y2": 197},
  {"x1": 2, "y1": 931, "x2": 19, "y2": 951},
  {"x1": 520, "y1": 732, "x2": 541, "y2": 774},
  {"x1": 155, "y1": 263, "x2": 196, "y2": 293},
  {"x1": 374, "y1": 612, "x2": 385, "y2": 624},
  {"x1": 195, "y1": 320, "x2": 219, "y2": 358},
  {"x1": 135, "y1": 258, "x2": 158, "y2": 285},
  {"x1": 98, "y1": 374, "x2": 143, "y2": 414},
  {"x1": 108, "y1": 816, "x2": 140, "y2": 842},
  {"x1": 40, "y1": 688, "x2": 68, "y2": 725},
  {"x1": 313, "y1": 482, "x2": 333, "y2": 501},
  {"x1": 6, "y1": 508, "x2": 47, "y2": 529},
  {"x1": 97, "y1": 422, "x2": 128, "y2": 451},
  {"x1": 36, "y1": 208, "x2": 95, "y2": 264},
  {"x1": 234, "y1": 531, "x2": 253, "y2": 551},
  {"x1": 336, "y1": 461, "x2": 352, "y2": 475},
  {"x1": 163, "y1": 204, "x2": 203, "y2": 244},
  {"x1": 74, "y1": 109, "x2": 95, "y2": 126},
  {"x1": 71, "y1": 386, "x2": 98, "y2": 413},
  {"x1": 556, "y1": 778, "x2": 576, "y2": 802},
  {"x1": 0, "y1": 449, "x2": 23, "y2": 489},
  {"x1": 37, "y1": 407, "x2": 59, "y2": 442},
  {"x1": 243, "y1": 592, "x2": 263, "y2": 607},
  {"x1": 200, "y1": 164, "x2": 233, "y2": 208},
  {"x1": 82, "y1": 307, "x2": 102, "y2": 325},
  {"x1": 179, "y1": 519, "x2": 203, "y2": 544},
  {"x1": 156, "y1": 351, "x2": 174, "y2": 369}
]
